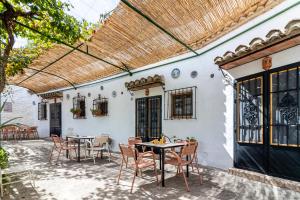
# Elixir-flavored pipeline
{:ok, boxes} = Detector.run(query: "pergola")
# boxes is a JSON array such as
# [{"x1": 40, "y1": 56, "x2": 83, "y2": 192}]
[{"x1": 8, "y1": 0, "x2": 283, "y2": 93}]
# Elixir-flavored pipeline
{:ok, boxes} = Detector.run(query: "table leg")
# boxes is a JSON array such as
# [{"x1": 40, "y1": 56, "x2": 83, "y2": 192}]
[
  {"x1": 88, "y1": 139, "x2": 91, "y2": 156},
  {"x1": 159, "y1": 151, "x2": 162, "y2": 170},
  {"x1": 77, "y1": 139, "x2": 81, "y2": 162},
  {"x1": 66, "y1": 137, "x2": 69, "y2": 159},
  {"x1": 186, "y1": 155, "x2": 189, "y2": 178},
  {"x1": 161, "y1": 148, "x2": 165, "y2": 187}
]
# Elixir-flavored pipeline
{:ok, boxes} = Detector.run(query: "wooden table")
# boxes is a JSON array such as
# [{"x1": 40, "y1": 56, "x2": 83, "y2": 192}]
[
  {"x1": 66, "y1": 136, "x2": 94, "y2": 162},
  {"x1": 135, "y1": 142, "x2": 186, "y2": 187}
]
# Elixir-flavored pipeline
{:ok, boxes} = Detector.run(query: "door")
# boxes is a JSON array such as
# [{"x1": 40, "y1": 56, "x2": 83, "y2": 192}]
[
  {"x1": 50, "y1": 103, "x2": 62, "y2": 137},
  {"x1": 235, "y1": 74, "x2": 266, "y2": 173},
  {"x1": 136, "y1": 96, "x2": 162, "y2": 142},
  {"x1": 235, "y1": 62, "x2": 300, "y2": 181}
]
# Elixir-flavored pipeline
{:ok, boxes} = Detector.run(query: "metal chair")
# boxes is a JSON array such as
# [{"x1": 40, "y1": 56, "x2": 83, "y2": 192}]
[
  {"x1": 84, "y1": 135, "x2": 111, "y2": 164},
  {"x1": 49, "y1": 135, "x2": 77, "y2": 164},
  {"x1": 165, "y1": 141, "x2": 203, "y2": 191},
  {"x1": 117, "y1": 144, "x2": 159, "y2": 193}
]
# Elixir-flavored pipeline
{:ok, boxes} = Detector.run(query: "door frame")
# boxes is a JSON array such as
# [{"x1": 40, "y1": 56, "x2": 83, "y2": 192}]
[{"x1": 135, "y1": 95, "x2": 162, "y2": 141}]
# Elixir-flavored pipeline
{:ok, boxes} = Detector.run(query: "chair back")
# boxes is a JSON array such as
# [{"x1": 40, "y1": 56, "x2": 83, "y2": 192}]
[
  {"x1": 180, "y1": 141, "x2": 198, "y2": 163},
  {"x1": 128, "y1": 137, "x2": 142, "y2": 146},
  {"x1": 51, "y1": 135, "x2": 63, "y2": 148},
  {"x1": 119, "y1": 144, "x2": 136, "y2": 159},
  {"x1": 95, "y1": 135, "x2": 110, "y2": 147}
]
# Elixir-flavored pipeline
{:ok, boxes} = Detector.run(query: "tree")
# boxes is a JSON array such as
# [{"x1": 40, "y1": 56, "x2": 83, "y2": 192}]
[{"x1": 0, "y1": 0, "x2": 92, "y2": 92}]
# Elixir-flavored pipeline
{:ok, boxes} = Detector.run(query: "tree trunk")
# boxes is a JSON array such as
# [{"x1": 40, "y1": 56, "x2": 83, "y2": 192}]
[{"x1": 0, "y1": 58, "x2": 7, "y2": 93}]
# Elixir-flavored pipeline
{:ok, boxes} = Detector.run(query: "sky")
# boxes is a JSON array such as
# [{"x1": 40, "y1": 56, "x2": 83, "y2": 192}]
[{"x1": 14, "y1": 0, "x2": 120, "y2": 48}]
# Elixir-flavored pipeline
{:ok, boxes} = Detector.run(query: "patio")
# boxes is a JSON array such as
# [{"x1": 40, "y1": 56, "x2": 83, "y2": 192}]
[{"x1": 2, "y1": 139, "x2": 300, "y2": 200}]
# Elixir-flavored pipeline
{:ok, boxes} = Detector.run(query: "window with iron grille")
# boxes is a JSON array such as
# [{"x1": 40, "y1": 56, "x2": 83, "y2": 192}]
[
  {"x1": 72, "y1": 94, "x2": 86, "y2": 119},
  {"x1": 91, "y1": 95, "x2": 108, "y2": 117},
  {"x1": 38, "y1": 102, "x2": 47, "y2": 120},
  {"x1": 164, "y1": 86, "x2": 197, "y2": 120},
  {"x1": 3, "y1": 102, "x2": 12, "y2": 112}
]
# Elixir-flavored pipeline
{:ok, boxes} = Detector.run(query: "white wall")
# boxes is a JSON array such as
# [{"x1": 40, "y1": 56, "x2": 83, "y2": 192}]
[
  {"x1": 0, "y1": 86, "x2": 48, "y2": 136},
  {"x1": 37, "y1": 0, "x2": 300, "y2": 169}
]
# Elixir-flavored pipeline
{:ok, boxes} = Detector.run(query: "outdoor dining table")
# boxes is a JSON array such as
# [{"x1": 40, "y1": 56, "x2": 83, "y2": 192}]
[
  {"x1": 66, "y1": 135, "x2": 95, "y2": 162},
  {"x1": 135, "y1": 142, "x2": 186, "y2": 187}
]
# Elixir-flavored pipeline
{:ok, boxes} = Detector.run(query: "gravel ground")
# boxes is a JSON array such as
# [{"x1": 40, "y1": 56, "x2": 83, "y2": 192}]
[{"x1": 1, "y1": 140, "x2": 300, "y2": 200}]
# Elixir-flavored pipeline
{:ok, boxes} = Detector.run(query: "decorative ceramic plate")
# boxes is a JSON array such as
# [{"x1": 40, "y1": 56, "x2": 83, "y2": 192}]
[
  {"x1": 112, "y1": 91, "x2": 117, "y2": 98},
  {"x1": 191, "y1": 71, "x2": 198, "y2": 78},
  {"x1": 171, "y1": 68, "x2": 180, "y2": 79}
]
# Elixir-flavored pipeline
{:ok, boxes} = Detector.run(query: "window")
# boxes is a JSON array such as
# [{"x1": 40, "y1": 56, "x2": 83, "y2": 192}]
[
  {"x1": 270, "y1": 67, "x2": 300, "y2": 146},
  {"x1": 91, "y1": 95, "x2": 108, "y2": 117},
  {"x1": 72, "y1": 94, "x2": 86, "y2": 119},
  {"x1": 236, "y1": 77, "x2": 263, "y2": 144},
  {"x1": 164, "y1": 86, "x2": 197, "y2": 119},
  {"x1": 3, "y1": 102, "x2": 12, "y2": 112},
  {"x1": 172, "y1": 92, "x2": 193, "y2": 118},
  {"x1": 38, "y1": 102, "x2": 47, "y2": 120}
]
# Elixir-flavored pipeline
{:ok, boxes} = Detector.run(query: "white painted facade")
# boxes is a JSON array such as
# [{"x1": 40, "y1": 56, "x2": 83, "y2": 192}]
[
  {"x1": 0, "y1": 86, "x2": 49, "y2": 136},
  {"x1": 35, "y1": 1, "x2": 300, "y2": 170}
]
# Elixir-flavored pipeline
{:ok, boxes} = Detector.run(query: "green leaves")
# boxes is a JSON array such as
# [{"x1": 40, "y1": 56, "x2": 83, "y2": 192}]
[
  {"x1": 1, "y1": 0, "x2": 96, "y2": 79},
  {"x1": 0, "y1": 148, "x2": 9, "y2": 169}
]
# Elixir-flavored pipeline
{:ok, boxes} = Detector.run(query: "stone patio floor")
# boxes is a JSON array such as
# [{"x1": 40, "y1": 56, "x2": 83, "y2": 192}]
[{"x1": 1, "y1": 140, "x2": 300, "y2": 200}]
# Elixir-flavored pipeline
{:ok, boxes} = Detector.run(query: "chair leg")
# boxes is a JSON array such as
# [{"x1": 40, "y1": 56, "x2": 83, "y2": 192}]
[
  {"x1": 49, "y1": 147, "x2": 54, "y2": 162},
  {"x1": 181, "y1": 166, "x2": 190, "y2": 192},
  {"x1": 92, "y1": 150, "x2": 96, "y2": 164},
  {"x1": 195, "y1": 162, "x2": 203, "y2": 184},
  {"x1": 107, "y1": 148, "x2": 111, "y2": 162},
  {"x1": 117, "y1": 159, "x2": 124, "y2": 184},
  {"x1": 56, "y1": 149, "x2": 62, "y2": 164},
  {"x1": 153, "y1": 163, "x2": 159, "y2": 185},
  {"x1": 130, "y1": 169, "x2": 137, "y2": 194}
]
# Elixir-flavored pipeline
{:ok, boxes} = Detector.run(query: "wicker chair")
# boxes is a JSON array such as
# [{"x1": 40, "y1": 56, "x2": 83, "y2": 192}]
[
  {"x1": 84, "y1": 135, "x2": 111, "y2": 164},
  {"x1": 117, "y1": 144, "x2": 158, "y2": 193},
  {"x1": 49, "y1": 135, "x2": 77, "y2": 164},
  {"x1": 165, "y1": 142, "x2": 203, "y2": 191}
]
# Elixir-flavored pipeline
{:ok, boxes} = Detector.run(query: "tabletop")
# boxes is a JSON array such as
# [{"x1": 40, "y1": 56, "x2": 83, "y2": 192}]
[
  {"x1": 135, "y1": 142, "x2": 185, "y2": 149},
  {"x1": 66, "y1": 135, "x2": 95, "y2": 140}
]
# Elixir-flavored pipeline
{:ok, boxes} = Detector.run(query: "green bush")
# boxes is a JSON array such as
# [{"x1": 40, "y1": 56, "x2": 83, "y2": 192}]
[{"x1": 0, "y1": 148, "x2": 9, "y2": 169}]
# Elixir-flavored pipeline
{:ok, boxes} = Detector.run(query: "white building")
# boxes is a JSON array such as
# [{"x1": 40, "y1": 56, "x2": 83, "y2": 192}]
[
  {"x1": 10, "y1": 0, "x2": 300, "y2": 182},
  {"x1": 1, "y1": 86, "x2": 43, "y2": 133}
]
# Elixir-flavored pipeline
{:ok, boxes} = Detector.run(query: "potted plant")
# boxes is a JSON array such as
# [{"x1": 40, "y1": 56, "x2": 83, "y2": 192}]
[
  {"x1": 186, "y1": 136, "x2": 197, "y2": 142},
  {"x1": 70, "y1": 108, "x2": 81, "y2": 117},
  {"x1": 90, "y1": 108, "x2": 102, "y2": 116}
]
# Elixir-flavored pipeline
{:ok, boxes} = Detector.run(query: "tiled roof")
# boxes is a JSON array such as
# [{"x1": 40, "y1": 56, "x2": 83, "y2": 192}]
[{"x1": 214, "y1": 19, "x2": 300, "y2": 69}]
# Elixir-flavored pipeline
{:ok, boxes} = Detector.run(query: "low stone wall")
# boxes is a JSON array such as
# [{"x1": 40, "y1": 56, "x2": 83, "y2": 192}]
[{"x1": 228, "y1": 168, "x2": 300, "y2": 192}]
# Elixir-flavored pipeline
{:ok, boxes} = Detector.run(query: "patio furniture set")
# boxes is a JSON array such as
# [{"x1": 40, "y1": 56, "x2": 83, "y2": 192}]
[
  {"x1": 119, "y1": 137, "x2": 203, "y2": 193},
  {"x1": 49, "y1": 134, "x2": 111, "y2": 164},
  {"x1": 1, "y1": 125, "x2": 39, "y2": 141},
  {"x1": 49, "y1": 135, "x2": 202, "y2": 193}
]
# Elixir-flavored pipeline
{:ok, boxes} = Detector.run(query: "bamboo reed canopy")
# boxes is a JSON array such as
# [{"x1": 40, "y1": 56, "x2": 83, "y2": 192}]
[{"x1": 8, "y1": 0, "x2": 283, "y2": 93}]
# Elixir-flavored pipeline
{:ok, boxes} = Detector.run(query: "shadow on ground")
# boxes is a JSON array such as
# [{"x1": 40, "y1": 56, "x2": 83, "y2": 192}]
[{"x1": 2, "y1": 140, "x2": 300, "y2": 200}]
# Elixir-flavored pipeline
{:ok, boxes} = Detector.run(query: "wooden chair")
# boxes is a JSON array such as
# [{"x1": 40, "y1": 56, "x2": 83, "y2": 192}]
[
  {"x1": 117, "y1": 144, "x2": 159, "y2": 193},
  {"x1": 165, "y1": 142, "x2": 203, "y2": 192},
  {"x1": 26, "y1": 127, "x2": 38, "y2": 139},
  {"x1": 84, "y1": 135, "x2": 111, "y2": 164},
  {"x1": 49, "y1": 135, "x2": 77, "y2": 164},
  {"x1": 2, "y1": 127, "x2": 9, "y2": 141}
]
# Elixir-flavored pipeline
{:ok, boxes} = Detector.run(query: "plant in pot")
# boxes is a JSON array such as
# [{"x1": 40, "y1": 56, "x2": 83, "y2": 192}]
[
  {"x1": 186, "y1": 136, "x2": 197, "y2": 142},
  {"x1": 90, "y1": 108, "x2": 102, "y2": 116},
  {"x1": 70, "y1": 108, "x2": 81, "y2": 117}
]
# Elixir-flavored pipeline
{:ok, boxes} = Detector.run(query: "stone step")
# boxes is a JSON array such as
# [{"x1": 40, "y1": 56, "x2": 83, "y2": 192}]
[{"x1": 228, "y1": 168, "x2": 300, "y2": 192}]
